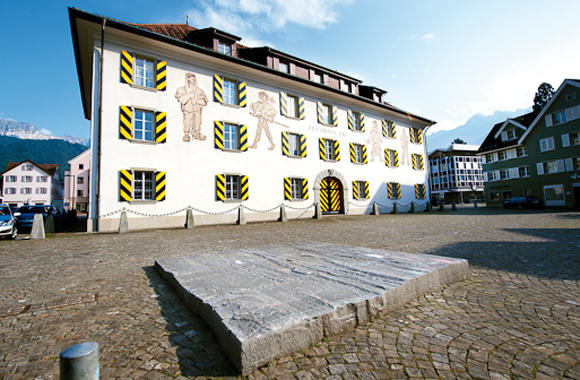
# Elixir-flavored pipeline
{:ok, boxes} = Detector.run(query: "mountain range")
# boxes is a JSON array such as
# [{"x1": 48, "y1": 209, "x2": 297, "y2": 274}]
[
  {"x1": 426, "y1": 108, "x2": 530, "y2": 152},
  {"x1": 0, "y1": 119, "x2": 89, "y2": 146}
]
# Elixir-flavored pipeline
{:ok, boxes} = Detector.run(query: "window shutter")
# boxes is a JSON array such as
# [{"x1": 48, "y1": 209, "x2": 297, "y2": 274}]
[
  {"x1": 363, "y1": 145, "x2": 368, "y2": 164},
  {"x1": 363, "y1": 181, "x2": 369, "y2": 198},
  {"x1": 409, "y1": 128, "x2": 415, "y2": 143},
  {"x1": 302, "y1": 178, "x2": 309, "y2": 199},
  {"x1": 483, "y1": 172, "x2": 488, "y2": 182},
  {"x1": 155, "y1": 60, "x2": 167, "y2": 91},
  {"x1": 240, "y1": 124, "x2": 248, "y2": 151},
  {"x1": 349, "y1": 143, "x2": 355, "y2": 163},
  {"x1": 481, "y1": 155, "x2": 486, "y2": 164},
  {"x1": 360, "y1": 113, "x2": 366, "y2": 132},
  {"x1": 298, "y1": 97, "x2": 305, "y2": 120},
  {"x1": 493, "y1": 152, "x2": 498, "y2": 161},
  {"x1": 387, "y1": 182, "x2": 393, "y2": 199},
  {"x1": 536, "y1": 162, "x2": 544, "y2": 175},
  {"x1": 556, "y1": 159, "x2": 565, "y2": 173},
  {"x1": 564, "y1": 158, "x2": 573, "y2": 171},
  {"x1": 155, "y1": 112, "x2": 167, "y2": 143},
  {"x1": 507, "y1": 149, "x2": 516, "y2": 159},
  {"x1": 573, "y1": 105, "x2": 580, "y2": 120},
  {"x1": 120, "y1": 50, "x2": 134, "y2": 84},
  {"x1": 119, "y1": 106, "x2": 133, "y2": 140},
  {"x1": 548, "y1": 138, "x2": 555, "y2": 150},
  {"x1": 352, "y1": 181, "x2": 358, "y2": 199},
  {"x1": 384, "y1": 149, "x2": 390, "y2": 166},
  {"x1": 319, "y1": 138, "x2": 325, "y2": 160},
  {"x1": 347, "y1": 110, "x2": 354, "y2": 130},
  {"x1": 332, "y1": 105, "x2": 338, "y2": 127},
  {"x1": 300, "y1": 134, "x2": 307, "y2": 157},
  {"x1": 501, "y1": 131, "x2": 508, "y2": 141},
  {"x1": 509, "y1": 167, "x2": 519, "y2": 179},
  {"x1": 281, "y1": 131, "x2": 289, "y2": 156},
  {"x1": 216, "y1": 174, "x2": 225, "y2": 201},
  {"x1": 412, "y1": 154, "x2": 417, "y2": 170},
  {"x1": 119, "y1": 169, "x2": 132, "y2": 202},
  {"x1": 334, "y1": 140, "x2": 340, "y2": 160},
  {"x1": 316, "y1": 101, "x2": 323, "y2": 124},
  {"x1": 214, "y1": 121, "x2": 224, "y2": 149},
  {"x1": 419, "y1": 155, "x2": 424, "y2": 170},
  {"x1": 417, "y1": 129, "x2": 423, "y2": 144},
  {"x1": 394, "y1": 150, "x2": 399, "y2": 167},
  {"x1": 545, "y1": 114, "x2": 553, "y2": 127},
  {"x1": 565, "y1": 108, "x2": 573, "y2": 121},
  {"x1": 279, "y1": 92, "x2": 288, "y2": 117},
  {"x1": 562, "y1": 133, "x2": 570, "y2": 147},
  {"x1": 155, "y1": 171, "x2": 166, "y2": 201},
  {"x1": 213, "y1": 74, "x2": 224, "y2": 103},
  {"x1": 390, "y1": 121, "x2": 396, "y2": 138},
  {"x1": 238, "y1": 81, "x2": 247, "y2": 107},
  {"x1": 284, "y1": 177, "x2": 291, "y2": 200},
  {"x1": 241, "y1": 175, "x2": 249, "y2": 200},
  {"x1": 382, "y1": 119, "x2": 387, "y2": 137}
]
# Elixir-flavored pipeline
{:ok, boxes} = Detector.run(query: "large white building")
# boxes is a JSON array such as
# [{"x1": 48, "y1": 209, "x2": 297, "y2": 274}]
[
  {"x1": 64, "y1": 149, "x2": 90, "y2": 213},
  {"x1": 69, "y1": 9, "x2": 435, "y2": 232},
  {"x1": 1, "y1": 160, "x2": 62, "y2": 208}
]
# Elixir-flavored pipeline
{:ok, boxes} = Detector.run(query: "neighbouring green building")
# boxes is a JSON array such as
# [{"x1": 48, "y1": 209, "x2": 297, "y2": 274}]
[{"x1": 478, "y1": 79, "x2": 580, "y2": 208}]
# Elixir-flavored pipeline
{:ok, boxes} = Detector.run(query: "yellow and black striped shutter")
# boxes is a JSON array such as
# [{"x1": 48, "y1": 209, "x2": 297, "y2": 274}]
[
  {"x1": 240, "y1": 125, "x2": 248, "y2": 151},
  {"x1": 363, "y1": 181, "x2": 369, "y2": 198},
  {"x1": 349, "y1": 143, "x2": 356, "y2": 163},
  {"x1": 120, "y1": 50, "x2": 133, "y2": 84},
  {"x1": 213, "y1": 74, "x2": 224, "y2": 103},
  {"x1": 280, "y1": 92, "x2": 288, "y2": 116},
  {"x1": 415, "y1": 184, "x2": 426, "y2": 199},
  {"x1": 119, "y1": 106, "x2": 132, "y2": 140},
  {"x1": 384, "y1": 149, "x2": 390, "y2": 166},
  {"x1": 298, "y1": 97, "x2": 305, "y2": 119},
  {"x1": 319, "y1": 138, "x2": 325, "y2": 160},
  {"x1": 347, "y1": 110, "x2": 354, "y2": 130},
  {"x1": 281, "y1": 131, "x2": 289, "y2": 156},
  {"x1": 214, "y1": 121, "x2": 224, "y2": 150},
  {"x1": 409, "y1": 127, "x2": 415, "y2": 143},
  {"x1": 300, "y1": 134, "x2": 307, "y2": 157},
  {"x1": 155, "y1": 112, "x2": 166, "y2": 143},
  {"x1": 216, "y1": 174, "x2": 225, "y2": 201},
  {"x1": 284, "y1": 177, "x2": 291, "y2": 200},
  {"x1": 390, "y1": 121, "x2": 396, "y2": 138},
  {"x1": 412, "y1": 154, "x2": 417, "y2": 170},
  {"x1": 316, "y1": 102, "x2": 323, "y2": 124},
  {"x1": 334, "y1": 140, "x2": 340, "y2": 160},
  {"x1": 352, "y1": 181, "x2": 358, "y2": 199},
  {"x1": 394, "y1": 183, "x2": 401, "y2": 199},
  {"x1": 332, "y1": 105, "x2": 338, "y2": 127},
  {"x1": 394, "y1": 150, "x2": 399, "y2": 167},
  {"x1": 360, "y1": 113, "x2": 366, "y2": 132},
  {"x1": 416, "y1": 128, "x2": 423, "y2": 144},
  {"x1": 363, "y1": 145, "x2": 368, "y2": 164},
  {"x1": 241, "y1": 175, "x2": 249, "y2": 200},
  {"x1": 155, "y1": 171, "x2": 166, "y2": 201},
  {"x1": 302, "y1": 178, "x2": 309, "y2": 199},
  {"x1": 419, "y1": 155, "x2": 424, "y2": 170},
  {"x1": 155, "y1": 60, "x2": 167, "y2": 91},
  {"x1": 119, "y1": 169, "x2": 132, "y2": 202},
  {"x1": 382, "y1": 119, "x2": 388, "y2": 137},
  {"x1": 238, "y1": 81, "x2": 247, "y2": 107}
]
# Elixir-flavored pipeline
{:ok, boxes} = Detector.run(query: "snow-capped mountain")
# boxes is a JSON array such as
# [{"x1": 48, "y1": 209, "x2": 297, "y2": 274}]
[{"x1": 0, "y1": 119, "x2": 89, "y2": 146}]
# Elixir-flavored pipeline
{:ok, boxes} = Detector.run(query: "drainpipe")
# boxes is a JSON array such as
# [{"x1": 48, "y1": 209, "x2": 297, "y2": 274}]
[
  {"x1": 94, "y1": 18, "x2": 106, "y2": 232},
  {"x1": 423, "y1": 122, "x2": 435, "y2": 204}
]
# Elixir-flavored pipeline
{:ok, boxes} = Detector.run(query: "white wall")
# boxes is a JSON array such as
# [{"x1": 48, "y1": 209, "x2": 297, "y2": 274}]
[{"x1": 2, "y1": 164, "x2": 54, "y2": 207}]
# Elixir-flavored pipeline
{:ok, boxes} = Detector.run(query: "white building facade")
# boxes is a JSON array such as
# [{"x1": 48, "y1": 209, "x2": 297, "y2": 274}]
[
  {"x1": 70, "y1": 9, "x2": 435, "y2": 232},
  {"x1": 64, "y1": 149, "x2": 90, "y2": 213},
  {"x1": 1, "y1": 160, "x2": 62, "y2": 208}
]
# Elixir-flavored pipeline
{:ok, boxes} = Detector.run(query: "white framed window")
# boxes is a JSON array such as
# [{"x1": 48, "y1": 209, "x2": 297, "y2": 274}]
[
  {"x1": 518, "y1": 166, "x2": 529, "y2": 177},
  {"x1": 21, "y1": 188, "x2": 32, "y2": 194},
  {"x1": 133, "y1": 171, "x2": 155, "y2": 200},
  {"x1": 286, "y1": 94, "x2": 299, "y2": 118},
  {"x1": 223, "y1": 123, "x2": 240, "y2": 150},
  {"x1": 21, "y1": 176, "x2": 33, "y2": 182},
  {"x1": 516, "y1": 147, "x2": 527, "y2": 157},
  {"x1": 353, "y1": 143, "x2": 364, "y2": 164},
  {"x1": 312, "y1": 72, "x2": 322, "y2": 83},
  {"x1": 506, "y1": 128, "x2": 516, "y2": 140},
  {"x1": 562, "y1": 132, "x2": 580, "y2": 147},
  {"x1": 290, "y1": 178, "x2": 304, "y2": 200},
  {"x1": 134, "y1": 109, "x2": 155, "y2": 141},
  {"x1": 217, "y1": 41, "x2": 232, "y2": 56},
  {"x1": 77, "y1": 177, "x2": 84, "y2": 184},
  {"x1": 288, "y1": 133, "x2": 301, "y2": 157},
  {"x1": 485, "y1": 153, "x2": 495, "y2": 163},
  {"x1": 22, "y1": 164, "x2": 33, "y2": 171},
  {"x1": 499, "y1": 169, "x2": 510, "y2": 180},
  {"x1": 543, "y1": 184, "x2": 565, "y2": 206},
  {"x1": 324, "y1": 139, "x2": 337, "y2": 160},
  {"x1": 225, "y1": 174, "x2": 241, "y2": 200},
  {"x1": 134, "y1": 57, "x2": 155, "y2": 88},
  {"x1": 222, "y1": 78, "x2": 238, "y2": 105},
  {"x1": 77, "y1": 189, "x2": 83, "y2": 197},
  {"x1": 487, "y1": 171, "x2": 498, "y2": 181},
  {"x1": 552, "y1": 111, "x2": 567, "y2": 125},
  {"x1": 352, "y1": 111, "x2": 362, "y2": 131},
  {"x1": 6, "y1": 175, "x2": 17, "y2": 182},
  {"x1": 386, "y1": 149, "x2": 397, "y2": 167},
  {"x1": 36, "y1": 176, "x2": 48, "y2": 182},
  {"x1": 498, "y1": 151, "x2": 508, "y2": 160},
  {"x1": 278, "y1": 61, "x2": 289, "y2": 73},
  {"x1": 539, "y1": 137, "x2": 555, "y2": 152},
  {"x1": 321, "y1": 103, "x2": 332, "y2": 125},
  {"x1": 5, "y1": 187, "x2": 16, "y2": 194},
  {"x1": 36, "y1": 188, "x2": 47, "y2": 195}
]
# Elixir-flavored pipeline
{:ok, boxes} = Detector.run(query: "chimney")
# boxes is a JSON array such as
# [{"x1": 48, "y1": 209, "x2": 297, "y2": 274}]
[{"x1": 186, "y1": 14, "x2": 190, "y2": 25}]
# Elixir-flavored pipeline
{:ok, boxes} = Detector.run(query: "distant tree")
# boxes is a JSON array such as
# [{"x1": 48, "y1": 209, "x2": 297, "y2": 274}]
[
  {"x1": 533, "y1": 82, "x2": 555, "y2": 112},
  {"x1": 453, "y1": 138, "x2": 467, "y2": 144}
]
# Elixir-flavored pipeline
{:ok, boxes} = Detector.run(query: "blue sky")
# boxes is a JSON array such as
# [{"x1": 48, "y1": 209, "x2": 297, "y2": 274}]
[{"x1": 1, "y1": 0, "x2": 579, "y2": 139}]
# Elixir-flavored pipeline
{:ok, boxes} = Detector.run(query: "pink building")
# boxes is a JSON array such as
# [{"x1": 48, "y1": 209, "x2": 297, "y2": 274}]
[
  {"x1": 1, "y1": 160, "x2": 62, "y2": 208},
  {"x1": 64, "y1": 149, "x2": 90, "y2": 213}
]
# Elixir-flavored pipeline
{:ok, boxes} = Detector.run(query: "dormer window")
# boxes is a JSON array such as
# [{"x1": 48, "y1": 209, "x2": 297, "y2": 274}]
[
  {"x1": 218, "y1": 41, "x2": 232, "y2": 56},
  {"x1": 312, "y1": 72, "x2": 322, "y2": 83},
  {"x1": 501, "y1": 127, "x2": 517, "y2": 141},
  {"x1": 278, "y1": 61, "x2": 289, "y2": 73}
]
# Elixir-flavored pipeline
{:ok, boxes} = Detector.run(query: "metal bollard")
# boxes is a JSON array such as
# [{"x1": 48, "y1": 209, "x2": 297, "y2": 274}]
[{"x1": 60, "y1": 341, "x2": 99, "y2": 380}]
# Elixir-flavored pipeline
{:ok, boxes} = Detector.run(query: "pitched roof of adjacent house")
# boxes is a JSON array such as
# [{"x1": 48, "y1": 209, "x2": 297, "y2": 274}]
[
  {"x1": 1, "y1": 160, "x2": 58, "y2": 176},
  {"x1": 477, "y1": 111, "x2": 538, "y2": 154}
]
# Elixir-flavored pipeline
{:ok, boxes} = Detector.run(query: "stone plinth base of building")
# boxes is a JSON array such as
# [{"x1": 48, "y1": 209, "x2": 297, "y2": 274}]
[{"x1": 155, "y1": 242, "x2": 469, "y2": 374}]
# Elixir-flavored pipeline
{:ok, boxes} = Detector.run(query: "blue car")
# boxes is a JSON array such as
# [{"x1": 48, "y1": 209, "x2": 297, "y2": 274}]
[
  {"x1": 0, "y1": 204, "x2": 18, "y2": 239},
  {"x1": 14, "y1": 205, "x2": 57, "y2": 229}
]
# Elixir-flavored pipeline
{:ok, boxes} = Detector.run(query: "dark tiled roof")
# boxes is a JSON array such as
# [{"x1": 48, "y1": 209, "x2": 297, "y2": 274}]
[
  {"x1": 478, "y1": 111, "x2": 538, "y2": 153},
  {"x1": 135, "y1": 23, "x2": 197, "y2": 41},
  {"x1": 2, "y1": 160, "x2": 58, "y2": 176}
]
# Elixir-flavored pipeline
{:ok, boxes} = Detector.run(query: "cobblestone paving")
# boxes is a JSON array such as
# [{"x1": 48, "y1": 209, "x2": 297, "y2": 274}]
[{"x1": 0, "y1": 209, "x2": 579, "y2": 379}]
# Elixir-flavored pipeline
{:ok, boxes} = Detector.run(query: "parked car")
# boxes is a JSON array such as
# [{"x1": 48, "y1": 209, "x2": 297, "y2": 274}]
[
  {"x1": 0, "y1": 204, "x2": 18, "y2": 239},
  {"x1": 14, "y1": 205, "x2": 58, "y2": 229},
  {"x1": 503, "y1": 196, "x2": 542, "y2": 209}
]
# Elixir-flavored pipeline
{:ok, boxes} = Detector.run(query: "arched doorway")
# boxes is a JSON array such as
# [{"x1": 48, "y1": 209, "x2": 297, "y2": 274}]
[{"x1": 320, "y1": 176, "x2": 344, "y2": 214}]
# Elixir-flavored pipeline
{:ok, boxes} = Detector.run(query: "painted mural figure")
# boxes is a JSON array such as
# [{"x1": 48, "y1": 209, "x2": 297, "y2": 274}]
[
  {"x1": 175, "y1": 73, "x2": 208, "y2": 142},
  {"x1": 367, "y1": 120, "x2": 383, "y2": 162},
  {"x1": 249, "y1": 91, "x2": 279, "y2": 150},
  {"x1": 400, "y1": 127, "x2": 410, "y2": 166}
]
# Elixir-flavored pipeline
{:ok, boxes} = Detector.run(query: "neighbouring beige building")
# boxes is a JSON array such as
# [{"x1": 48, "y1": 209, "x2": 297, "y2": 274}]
[{"x1": 64, "y1": 149, "x2": 90, "y2": 213}]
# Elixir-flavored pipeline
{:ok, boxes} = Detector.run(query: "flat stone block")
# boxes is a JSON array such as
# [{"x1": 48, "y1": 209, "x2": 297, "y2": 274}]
[{"x1": 155, "y1": 242, "x2": 468, "y2": 374}]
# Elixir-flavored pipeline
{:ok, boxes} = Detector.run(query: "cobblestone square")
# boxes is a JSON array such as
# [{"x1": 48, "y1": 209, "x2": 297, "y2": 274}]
[{"x1": 0, "y1": 209, "x2": 579, "y2": 379}]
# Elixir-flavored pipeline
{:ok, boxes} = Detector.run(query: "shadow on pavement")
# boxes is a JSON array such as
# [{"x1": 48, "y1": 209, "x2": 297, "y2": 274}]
[
  {"x1": 143, "y1": 266, "x2": 237, "y2": 377},
  {"x1": 426, "y1": 228, "x2": 580, "y2": 280}
]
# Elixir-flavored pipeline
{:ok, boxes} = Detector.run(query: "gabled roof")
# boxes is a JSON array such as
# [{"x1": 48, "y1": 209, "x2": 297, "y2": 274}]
[
  {"x1": 518, "y1": 79, "x2": 580, "y2": 143},
  {"x1": 477, "y1": 110, "x2": 538, "y2": 154},
  {"x1": 1, "y1": 160, "x2": 58, "y2": 176}
]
